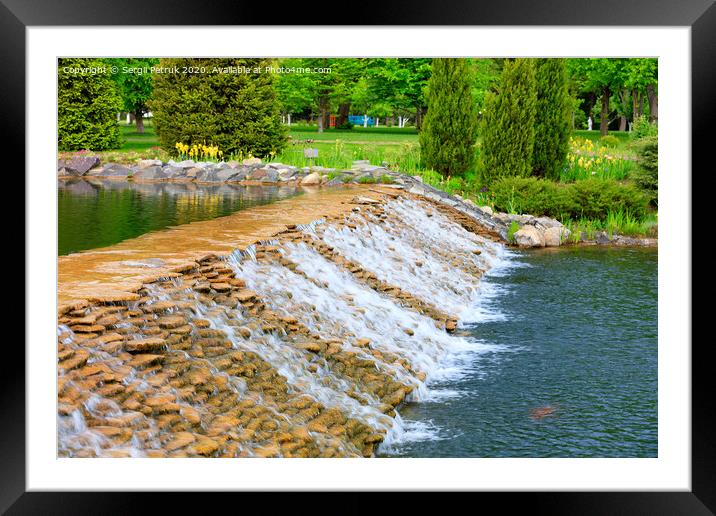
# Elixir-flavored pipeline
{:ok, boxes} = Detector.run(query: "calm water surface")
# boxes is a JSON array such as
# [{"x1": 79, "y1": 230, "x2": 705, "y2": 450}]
[
  {"x1": 382, "y1": 246, "x2": 657, "y2": 457},
  {"x1": 58, "y1": 179, "x2": 301, "y2": 255}
]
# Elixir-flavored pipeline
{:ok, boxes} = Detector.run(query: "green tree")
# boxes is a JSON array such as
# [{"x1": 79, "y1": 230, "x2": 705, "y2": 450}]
[
  {"x1": 58, "y1": 58, "x2": 122, "y2": 151},
  {"x1": 480, "y1": 58, "x2": 537, "y2": 182},
  {"x1": 419, "y1": 58, "x2": 479, "y2": 177},
  {"x1": 532, "y1": 58, "x2": 571, "y2": 179},
  {"x1": 149, "y1": 58, "x2": 287, "y2": 158},
  {"x1": 107, "y1": 57, "x2": 159, "y2": 134}
]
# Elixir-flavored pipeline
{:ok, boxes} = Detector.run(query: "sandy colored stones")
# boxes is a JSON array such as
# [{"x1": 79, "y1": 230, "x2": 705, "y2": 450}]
[
  {"x1": 157, "y1": 315, "x2": 187, "y2": 329},
  {"x1": 236, "y1": 289, "x2": 258, "y2": 302},
  {"x1": 86, "y1": 292, "x2": 141, "y2": 303},
  {"x1": 125, "y1": 338, "x2": 166, "y2": 353},
  {"x1": 166, "y1": 432, "x2": 196, "y2": 451},
  {"x1": 211, "y1": 282, "x2": 231, "y2": 292},
  {"x1": 128, "y1": 354, "x2": 164, "y2": 368},
  {"x1": 295, "y1": 342, "x2": 321, "y2": 353}
]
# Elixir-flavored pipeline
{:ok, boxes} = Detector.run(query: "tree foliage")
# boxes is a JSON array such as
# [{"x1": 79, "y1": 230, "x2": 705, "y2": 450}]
[
  {"x1": 532, "y1": 58, "x2": 571, "y2": 180},
  {"x1": 480, "y1": 58, "x2": 537, "y2": 182},
  {"x1": 419, "y1": 58, "x2": 479, "y2": 177},
  {"x1": 58, "y1": 58, "x2": 122, "y2": 151},
  {"x1": 149, "y1": 58, "x2": 287, "y2": 157},
  {"x1": 107, "y1": 57, "x2": 159, "y2": 132}
]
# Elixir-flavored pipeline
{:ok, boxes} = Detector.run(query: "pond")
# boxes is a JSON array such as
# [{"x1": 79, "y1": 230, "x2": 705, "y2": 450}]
[
  {"x1": 57, "y1": 179, "x2": 302, "y2": 255},
  {"x1": 380, "y1": 246, "x2": 658, "y2": 458}
]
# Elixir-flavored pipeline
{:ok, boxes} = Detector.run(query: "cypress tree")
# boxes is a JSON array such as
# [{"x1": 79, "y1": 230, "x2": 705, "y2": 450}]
[
  {"x1": 419, "y1": 58, "x2": 478, "y2": 177},
  {"x1": 150, "y1": 58, "x2": 287, "y2": 158},
  {"x1": 57, "y1": 58, "x2": 122, "y2": 151},
  {"x1": 532, "y1": 58, "x2": 571, "y2": 179},
  {"x1": 480, "y1": 58, "x2": 537, "y2": 183}
]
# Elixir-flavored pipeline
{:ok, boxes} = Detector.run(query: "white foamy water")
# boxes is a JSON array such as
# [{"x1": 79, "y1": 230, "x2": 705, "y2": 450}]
[
  {"x1": 311, "y1": 198, "x2": 510, "y2": 322},
  {"x1": 58, "y1": 195, "x2": 516, "y2": 456}
]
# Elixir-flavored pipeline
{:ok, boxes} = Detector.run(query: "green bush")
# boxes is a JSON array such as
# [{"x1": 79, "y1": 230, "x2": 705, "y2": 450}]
[
  {"x1": 481, "y1": 59, "x2": 537, "y2": 182},
  {"x1": 600, "y1": 134, "x2": 619, "y2": 148},
  {"x1": 631, "y1": 135, "x2": 658, "y2": 206},
  {"x1": 491, "y1": 177, "x2": 576, "y2": 218},
  {"x1": 419, "y1": 58, "x2": 479, "y2": 177},
  {"x1": 336, "y1": 121, "x2": 354, "y2": 130},
  {"x1": 631, "y1": 115, "x2": 658, "y2": 139},
  {"x1": 149, "y1": 58, "x2": 287, "y2": 158},
  {"x1": 491, "y1": 176, "x2": 648, "y2": 220},
  {"x1": 58, "y1": 58, "x2": 122, "y2": 151},
  {"x1": 533, "y1": 59, "x2": 571, "y2": 180}
]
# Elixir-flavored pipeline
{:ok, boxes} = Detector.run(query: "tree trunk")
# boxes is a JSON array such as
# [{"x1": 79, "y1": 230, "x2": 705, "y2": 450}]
[
  {"x1": 363, "y1": 114, "x2": 368, "y2": 128},
  {"x1": 600, "y1": 86, "x2": 611, "y2": 136},
  {"x1": 134, "y1": 111, "x2": 144, "y2": 134},
  {"x1": 646, "y1": 84, "x2": 658, "y2": 123},
  {"x1": 632, "y1": 89, "x2": 641, "y2": 120},
  {"x1": 416, "y1": 107, "x2": 424, "y2": 130},
  {"x1": 317, "y1": 96, "x2": 328, "y2": 133},
  {"x1": 619, "y1": 116, "x2": 627, "y2": 131},
  {"x1": 287, "y1": 113, "x2": 292, "y2": 126},
  {"x1": 375, "y1": 118, "x2": 379, "y2": 128},
  {"x1": 336, "y1": 103, "x2": 350, "y2": 127}
]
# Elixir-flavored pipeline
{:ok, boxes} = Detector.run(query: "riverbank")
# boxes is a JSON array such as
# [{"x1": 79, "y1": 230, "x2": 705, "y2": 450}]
[
  {"x1": 58, "y1": 188, "x2": 504, "y2": 457},
  {"x1": 58, "y1": 156, "x2": 657, "y2": 248}
]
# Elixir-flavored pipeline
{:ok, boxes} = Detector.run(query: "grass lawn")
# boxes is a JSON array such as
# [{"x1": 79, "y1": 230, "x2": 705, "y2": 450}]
[{"x1": 119, "y1": 121, "x2": 160, "y2": 151}]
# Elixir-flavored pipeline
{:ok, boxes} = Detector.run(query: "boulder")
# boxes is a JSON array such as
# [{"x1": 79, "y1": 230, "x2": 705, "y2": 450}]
[
  {"x1": 164, "y1": 166, "x2": 187, "y2": 179},
  {"x1": 98, "y1": 163, "x2": 132, "y2": 177},
  {"x1": 137, "y1": 159, "x2": 163, "y2": 169},
  {"x1": 513, "y1": 225, "x2": 545, "y2": 248},
  {"x1": 478, "y1": 205, "x2": 494, "y2": 216},
  {"x1": 300, "y1": 172, "x2": 321, "y2": 185},
  {"x1": 242, "y1": 157, "x2": 262, "y2": 166},
  {"x1": 544, "y1": 226, "x2": 570, "y2": 246},
  {"x1": 133, "y1": 165, "x2": 167, "y2": 181},
  {"x1": 57, "y1": 156, "x2": 100, "y2": 176},
  {"x1": 248, "y1": 168, "x2": 268, "y2": 180}
]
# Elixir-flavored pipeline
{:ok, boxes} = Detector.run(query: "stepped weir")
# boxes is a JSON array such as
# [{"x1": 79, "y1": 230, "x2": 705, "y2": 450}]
[{"x1": 57, "y1": 186, "x2": 509, "y2": 457}]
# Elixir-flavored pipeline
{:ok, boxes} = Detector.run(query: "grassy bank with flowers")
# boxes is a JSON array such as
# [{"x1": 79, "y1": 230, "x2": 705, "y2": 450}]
[{"x1": 57, "y1": 122, "x2": 656, "y2": 239}]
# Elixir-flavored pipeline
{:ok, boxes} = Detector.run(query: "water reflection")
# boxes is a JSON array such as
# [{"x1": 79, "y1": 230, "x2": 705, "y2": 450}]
[{"x1": 58, "y1": 179, "x2": 301, "y2": 255}]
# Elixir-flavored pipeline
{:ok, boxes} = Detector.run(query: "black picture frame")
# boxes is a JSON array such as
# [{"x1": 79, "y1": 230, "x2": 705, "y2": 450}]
[{"x1": 6, "y1": 0, "x2": 711, "y2": 512}]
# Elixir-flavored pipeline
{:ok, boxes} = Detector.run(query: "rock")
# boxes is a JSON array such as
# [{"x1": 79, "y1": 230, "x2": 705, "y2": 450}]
[
  {"x1": 133, "y1": 166, "x2": 167, "y2": 181},
  {"x1": 137, "y1": 159, "x2": 163, "y2": 169},
  {"x1": 98, "y1": 163, "x2": 132, "y2": 178},
  {"x1": 478, "y1": 205, "x2": 494, "y2": 216},
  {"x1": 595, "y1": 231, "x2": 612, "y2": 244},
  {"x1": 57, "y1": 156, "x2": 100, "y2": 176},
  {"x1": 125, "y1": 338, "x2": 166, "y2": 353},
  {"x1": 534, "y1": 216, "x2": 563, "y2": 229},
  {"x1": 300, "y1": 172, "x2": 321, "y2": 185},
  {"x1": 352, "y1": 196, "x2": 380, "y2": 205},
  {"x1": 248, "y1": 168, "x2": 268, "y2": 180},
  {"x1": 544, "y1": 226, "x2": 570, "y2": 247},
  {"x1": 513, "y1": 225, "x2": 546, "y2": 248},
  {"x1": 242, "y1": 157, "x2": 262, "y2": 166},
  {"x1": 408, "y1": 186, "x2": 425, "y2": 196},
  {"x1": 236, "y1": 289, "x2": 258, "y2": 302}
]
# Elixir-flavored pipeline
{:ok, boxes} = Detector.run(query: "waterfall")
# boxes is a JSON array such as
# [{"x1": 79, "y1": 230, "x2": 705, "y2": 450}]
[{"x1": 57, "y1": 193, "x2": 513, "y2": 457}]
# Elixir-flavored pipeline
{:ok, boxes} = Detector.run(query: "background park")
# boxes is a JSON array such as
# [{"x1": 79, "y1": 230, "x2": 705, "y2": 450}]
[
  {"x1": 58, "y1": 57, "x2": 659, "y2": 241},
  {"x1": 56, "y1": 56, "x2": 659, "y2": 459}
]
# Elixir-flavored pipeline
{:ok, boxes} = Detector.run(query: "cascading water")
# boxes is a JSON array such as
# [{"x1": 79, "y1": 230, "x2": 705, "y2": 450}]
[{"x1": 56, "y1": 192, "x2": 513, "y2": 457}]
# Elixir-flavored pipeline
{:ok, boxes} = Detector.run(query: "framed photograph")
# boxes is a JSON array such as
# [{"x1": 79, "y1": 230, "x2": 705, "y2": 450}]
[{"x1": 8, "y1": 0, "x2": 710, "y2": 511}]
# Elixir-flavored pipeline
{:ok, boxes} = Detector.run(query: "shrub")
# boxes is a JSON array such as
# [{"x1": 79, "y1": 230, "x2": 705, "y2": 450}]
[
  {"x1": 491, "y1": 177, "x2": 576, "y2": 218},
  {"x1": 491, "y1": 176, "x2": 647, "y2": 220},
  {"x1": 600, "y1": 134, "x2": 619, "y2": 148},
  {"x1": 149, "y1": 58, "x2": 287, "y2": 158},
  {"x1": 532, "y1": 59, "x2": 571, "y2": 180},
  {"x1": 335, "y1": 121, "x2": 354, "y2": 130},
  {"x1": 631, "y1": 135, "x2": 658, "y2": 206},
  {"x1": 481, "y1": 59, "x2": 537, "y2": 182},
  {"x1": 419, "y1": 58, "x2": 479, "y2": 177},
  {"x1": 58, "y1": 58, "x2": 122, "y2": 151},
  {"x1": 569, "y1": 179, "x2": 648, "y2": 219},
  {"x1": 631, "y1": 115, "x2": 658, "y2": 139}
]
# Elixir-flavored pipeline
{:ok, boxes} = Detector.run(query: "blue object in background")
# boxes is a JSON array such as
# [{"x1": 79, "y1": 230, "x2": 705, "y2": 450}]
[{"x1": 348, "y1": 115, "x2": 374, "y2": 127}]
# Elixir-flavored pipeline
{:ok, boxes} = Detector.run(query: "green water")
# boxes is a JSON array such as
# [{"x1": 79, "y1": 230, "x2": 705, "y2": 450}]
[
  {"x1": 58, "y1": 179, "x2": 301, "y2": 255},
  {"x1": 383, "y1": 246, "x2": 658, "y2": 458}
]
